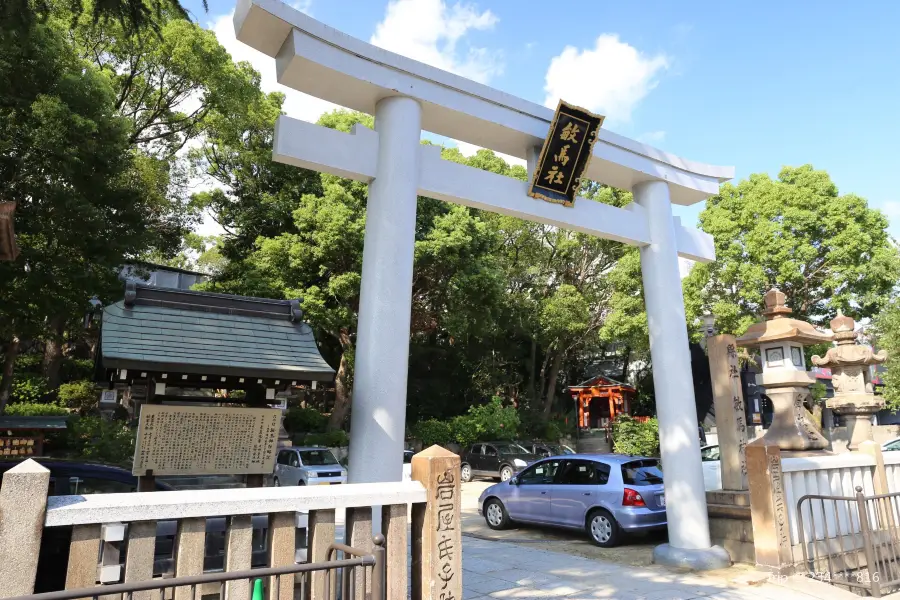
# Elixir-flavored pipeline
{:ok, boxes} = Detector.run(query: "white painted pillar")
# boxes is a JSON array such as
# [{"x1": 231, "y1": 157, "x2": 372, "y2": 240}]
[
  {"x1": 347, "y1": 96, "x2": 422, "y2": 484},
  {"x1": 634, "y1": 180, "x2": 712, "y2": 550}
]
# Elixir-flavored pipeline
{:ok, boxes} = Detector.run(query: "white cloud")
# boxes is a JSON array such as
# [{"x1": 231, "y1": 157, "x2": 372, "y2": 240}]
[
  {"x1": 210, "y1": 10, "x2": 339, "y2": 123},
  {"x1": 637, "y1": 130, "x2": 666, "y2": 145},
  {"x1": 370, "y1": 0, "x2": 502, "y2": 84},
  {"x1": 543, "y1": 34, "x2": 669, "y2": 123},
  {"x1": 455, "y1": 141, "x2": 526, "y2": 168}
]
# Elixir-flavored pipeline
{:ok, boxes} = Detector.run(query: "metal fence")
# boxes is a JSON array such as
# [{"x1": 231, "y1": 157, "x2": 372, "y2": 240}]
[
  {"x1": 5, "y1": 536, "x2": 385, "y2": 600},
  {"x1": 798, "y1": 487, "x2": 900, "y2": 597}
]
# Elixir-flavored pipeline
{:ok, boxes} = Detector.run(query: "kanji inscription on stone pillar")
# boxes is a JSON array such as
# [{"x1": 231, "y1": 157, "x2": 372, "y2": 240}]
[{"x1": 411, "y1": 446, "x2": 461, "y2": 600}]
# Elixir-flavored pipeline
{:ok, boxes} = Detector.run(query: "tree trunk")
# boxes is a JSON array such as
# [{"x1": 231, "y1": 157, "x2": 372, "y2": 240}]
[
  {"x1": 528, "y1": 338, "x2": 537, "y2": 402},
  {"x1": 43, "y1": 314, "x2": 65, "y2": 390},
  {"x1": 620, "y1": 346, "x2": 631, "y2": 382},
  {"x1": 0, "y1": 335, "x2": 21, "y2": 414},
  {"x1": 541, "y1": 348, "x2": 565, "y2": 419},
  {"x1": 327, "y1": 329, "x2": 353, "y2": 431}
]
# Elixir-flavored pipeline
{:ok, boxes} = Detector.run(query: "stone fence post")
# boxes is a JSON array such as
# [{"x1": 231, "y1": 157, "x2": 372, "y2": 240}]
[
  {"x1": 0, "y1": 459, "x2": 51, "y2": 597},
  {"x1": 411, "y1": 446, "x2": 461, "y2": 600},
  {"x1": 746, "y1": 444, "x2": 792, "y2": 574}
]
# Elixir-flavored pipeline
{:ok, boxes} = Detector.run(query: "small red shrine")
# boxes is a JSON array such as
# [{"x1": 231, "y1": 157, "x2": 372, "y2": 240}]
[{"x1": 569, "y1": 375, "x2": 637, "y2": 429}]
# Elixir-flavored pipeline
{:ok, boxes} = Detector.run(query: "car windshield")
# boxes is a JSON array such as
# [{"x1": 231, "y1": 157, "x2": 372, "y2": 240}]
[
  {"x1": 621, "y1": 459, "x2": 664, "y2": 485},
  {"x1": 299, "y1": 450, "x2": 339, "y2": 466},
  {"x1": 495, "y1": 443, "x2": 528, "y2": 454}
]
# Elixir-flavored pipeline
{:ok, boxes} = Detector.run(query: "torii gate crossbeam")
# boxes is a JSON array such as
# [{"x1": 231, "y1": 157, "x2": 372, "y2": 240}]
[{"x1": 235, "y1": 0, "x2": 733, "y2": 569}]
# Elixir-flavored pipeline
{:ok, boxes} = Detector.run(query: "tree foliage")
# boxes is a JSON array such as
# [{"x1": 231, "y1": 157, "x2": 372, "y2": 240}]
[{"x1": 684, "y1": 166, "x2": 900, "y2": 335}]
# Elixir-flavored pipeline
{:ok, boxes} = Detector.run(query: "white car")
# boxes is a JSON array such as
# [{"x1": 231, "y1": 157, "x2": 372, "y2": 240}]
[
  {"x1": 700, "y1": 445, "x2": 722, "y2": 491},
  {"x1": 882, "y1": 438, "x2": 900, "y2": 451},
  {"x1": 274, "y1": 447, "x2": 347, "y2": 486}
]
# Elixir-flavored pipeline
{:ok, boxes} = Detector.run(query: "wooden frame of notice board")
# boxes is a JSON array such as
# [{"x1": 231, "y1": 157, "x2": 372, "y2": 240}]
[{"x1": 133, "y1": 405, "x2": 281, "y2": 477}]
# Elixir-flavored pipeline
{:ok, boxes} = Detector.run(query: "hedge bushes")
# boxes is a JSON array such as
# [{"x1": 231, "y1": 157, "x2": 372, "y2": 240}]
[
  {"x1": 4, "y1": 402, "x2": 69, "y2": 416},
  {"x1": 58, "y1": 380, "x2": 97, "y2": 414},
  {"x1": 65, "y1": 416, "x2": 135, "y2": 467},
  {"x1": 284, "y1": 406, "x2": 327, "y2": 434},
  {"x1": 411, "y1": 397, "x2": 522, "y2": 447},
  {"x1": 296, "y1": 430, "x2": 350, "y2": 448},
  {"x1": 611, "y1": 415, "x2": 659, "y2": 457}
]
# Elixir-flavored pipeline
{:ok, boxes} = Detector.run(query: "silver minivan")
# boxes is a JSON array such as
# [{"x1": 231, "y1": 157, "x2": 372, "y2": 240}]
[{"x1": 273, "y1": 447, "x2": 347, "y2": 486}]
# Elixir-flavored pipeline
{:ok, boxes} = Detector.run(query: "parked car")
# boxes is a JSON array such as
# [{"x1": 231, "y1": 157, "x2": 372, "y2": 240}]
[
  {"x1": 883, "y1": 438, "x2": 900, "y2": 451},
  {"x1": 700, "y1": 444, "x2": 722, "y2": 491},
  {"x1": 460, "y1": 442, "x2": 539, "y2": 482},
  {"x1": 273, "y1": 446, "x2": 347, "y2": 486},
  {"x1": 477, "y1": 454, "x2": 666, "y2": 547},
  {"x1": 0, "y1": 458, "x2": 294, "y2": 593},
  {"x1": 517, "y1": 441, "x2": 576, "y2": 458}
]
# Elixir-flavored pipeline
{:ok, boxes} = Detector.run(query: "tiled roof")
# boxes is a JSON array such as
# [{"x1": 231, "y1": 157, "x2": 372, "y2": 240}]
[{"x1": 101, "y1": 284, "x2": 335, "y2": 381}]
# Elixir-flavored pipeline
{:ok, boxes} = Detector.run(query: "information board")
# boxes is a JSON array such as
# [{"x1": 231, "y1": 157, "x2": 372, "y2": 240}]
[{"x1": 133, "y1": 405, "x2": 281, "y2": 476}]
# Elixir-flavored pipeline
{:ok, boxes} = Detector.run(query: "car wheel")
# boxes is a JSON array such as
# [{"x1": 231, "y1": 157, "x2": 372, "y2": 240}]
[
  {"x1": 273, "y1": 477, "x2": 280, "y2": 487},
  {"x1": 587, "y1": 509, "x2": 620, "y2": 547},
  {"x1": 298, "y1": 480, "x2": 306, "y2": 486},
  {"x1": 484, "y1": 498, "x2": 510, "y2": 530},
  {"x1": 460, "y1": 463, "x2": 473, "y2": 483},
  {"x1": 499, "y1": 465, "x2": 513, "y2": 482}
]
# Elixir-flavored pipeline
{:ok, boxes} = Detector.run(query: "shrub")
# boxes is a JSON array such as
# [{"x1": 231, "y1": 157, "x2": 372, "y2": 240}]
[
  {"x1": 66, "y1": 416, "x2": 135, "y2": 467},
  {"x1": 4, "y1": 402, "x2": 69, "y2": 416},
  {"x1": 13, "y1": 354, "x2": 42, "y2": 374},
  {"x1": 544, "y1": 421, "x2": 563, "y2": 443},
  {"x1": 284, "y1": 407, "x2": 327, "y2": 434},
  {"x1": 11, "y1": 375, "x2": 49, "y2": 403},
  {"x1": 300, "y1": 430, "x2": 350, "y2": 448},
  {"x1": 61, "y1": 358, "x2": 95, "y2": 382},
  {"x1": 612, "y1": 415, "x2": 660, "y2": 457},
  {"x1": 467, "y1": 396, "x2": 519, "y2": 441},
  {"x1": 58, "y1": 380, "x2": 97, "y2": 414},
  {"x1": 411, "y1": 419, "x2": 452, "y2": 447},
  {"x1": 450, "y1": 415, "x2": 478, "y2": 447}
]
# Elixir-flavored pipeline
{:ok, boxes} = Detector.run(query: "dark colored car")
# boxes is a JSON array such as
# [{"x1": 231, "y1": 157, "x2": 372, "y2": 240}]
[
  {"x1": 459, "y1": 442, "x2": 539, "y2": 482},
  {"x1": 0, "y1": 459, "x2": 295, "y2": 593},
  {"x1": 517, "y1": 441, "x2": 576, "y2": 458}
]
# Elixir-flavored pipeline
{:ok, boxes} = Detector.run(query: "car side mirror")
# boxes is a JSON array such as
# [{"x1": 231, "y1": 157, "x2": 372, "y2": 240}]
[{"x1": 509, "y1": 477, "x2": 519, "y2": 486}]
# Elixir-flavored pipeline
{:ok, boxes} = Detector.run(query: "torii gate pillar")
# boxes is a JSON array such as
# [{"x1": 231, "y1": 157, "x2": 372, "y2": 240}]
[
  {"x1": 636, "y1": 182, "x2": 728, "y2": 567},
  {"x1": 348, "y1": 97, "x2": 422, "y2": 484}
]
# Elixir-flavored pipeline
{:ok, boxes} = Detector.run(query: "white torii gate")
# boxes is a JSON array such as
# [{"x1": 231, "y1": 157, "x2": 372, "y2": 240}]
[{"x1": 235, "y1": 0, "x2": 733, "y2": 568}]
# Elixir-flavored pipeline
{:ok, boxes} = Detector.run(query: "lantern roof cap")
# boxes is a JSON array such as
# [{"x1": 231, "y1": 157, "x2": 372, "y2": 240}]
[{"x1": 736, "y1": 288, "x2": 834, "y2": 347}]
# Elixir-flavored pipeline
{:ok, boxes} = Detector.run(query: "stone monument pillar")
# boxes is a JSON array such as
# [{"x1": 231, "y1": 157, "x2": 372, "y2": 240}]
[
  {"x1": 736, "y1": 289, "x2": 832, "y2": 451},
  {"x1": 812, "y1": 311, "x2": 887, "y2": 451}
]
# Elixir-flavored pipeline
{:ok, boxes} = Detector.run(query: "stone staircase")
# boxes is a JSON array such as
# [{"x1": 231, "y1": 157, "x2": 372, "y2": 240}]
[{"x1": 576, "y1": 429, "x2": 612, "y2": 454}]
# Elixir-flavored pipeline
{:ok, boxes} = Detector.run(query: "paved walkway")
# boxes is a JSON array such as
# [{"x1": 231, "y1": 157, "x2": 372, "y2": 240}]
[{"x1": 460, "y1": 537, "x2": 852, "y2": 600}]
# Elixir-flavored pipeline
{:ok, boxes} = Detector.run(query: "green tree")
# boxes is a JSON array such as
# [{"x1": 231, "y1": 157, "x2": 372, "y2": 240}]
[
  {"x1": 5, "y1": 0, "x2": 202, "y2": 37},
  {"x1": 0, "y1": 15, "x2": 182, "y2": 410},
  {"x1": 23, "y1": 5, "x2": 259, "y2": 389},
  {"x1": 871, "y1": 304, "x2": 900, "y2": 410},
  {"x1": 684, "y1": 165, "x2": 900, "y2": 335}
]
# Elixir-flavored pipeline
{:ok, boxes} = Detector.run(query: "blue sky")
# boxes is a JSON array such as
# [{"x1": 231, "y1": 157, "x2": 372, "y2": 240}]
[{"x1": 186, "y1": 0, "x2": 900, "y2": 236}]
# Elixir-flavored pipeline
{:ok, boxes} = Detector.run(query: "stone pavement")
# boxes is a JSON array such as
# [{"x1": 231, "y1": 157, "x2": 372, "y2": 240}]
[{"x1": 459, "y1": 536, "x2": 853, "y2": 600}]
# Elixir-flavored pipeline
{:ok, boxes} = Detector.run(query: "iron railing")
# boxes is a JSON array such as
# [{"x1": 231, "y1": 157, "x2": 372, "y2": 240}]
[
  {"x1": 798, "y1": 487, "x2": 900, "y2": 597},
  {"x1": 6, "y1": 535, "x2": 385, "y2": 600}
]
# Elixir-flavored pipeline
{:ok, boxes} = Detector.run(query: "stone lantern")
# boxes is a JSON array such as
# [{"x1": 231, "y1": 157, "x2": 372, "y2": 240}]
[
  {"x1": 811, "y1": 311, "x2": 886, "y2": 451},
  {"x1": 736, "y1": 288, "x2": 832, "y2": 450}
]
